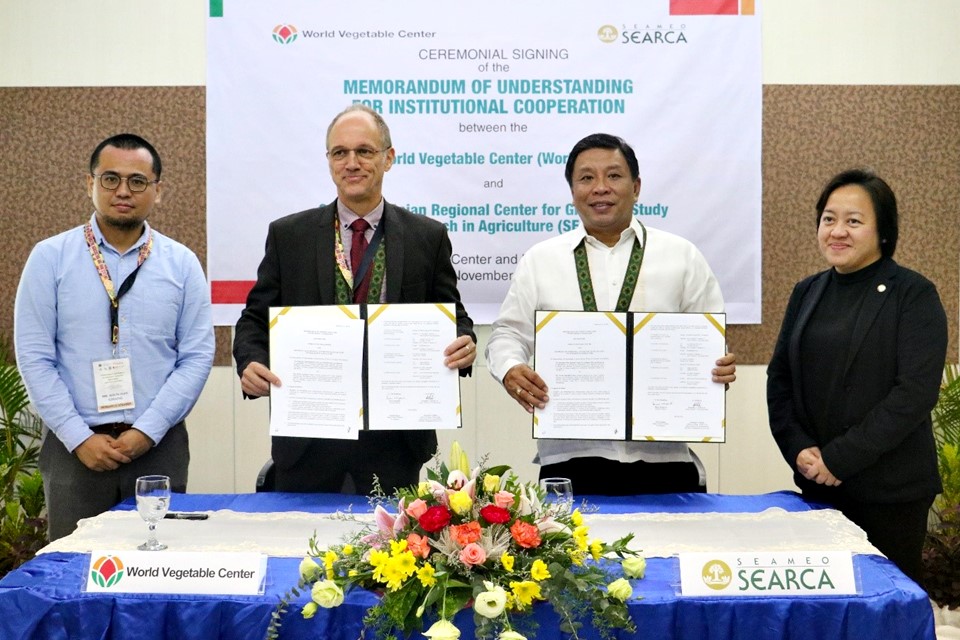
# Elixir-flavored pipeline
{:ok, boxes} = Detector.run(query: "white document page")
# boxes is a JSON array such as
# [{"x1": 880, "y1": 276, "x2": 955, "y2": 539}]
[
  {"x1": 533, "y1": 311, "x2": 627, "y2": 440},
  {"x1": 268, "y1": 305, "x2": 364, "y2": 439},
  {"x1": 366, "y1": 303, "x2": 461, "y2": 431},
  {"x1": 631, "y1": 313, "x2": 726, "y2": 442}
]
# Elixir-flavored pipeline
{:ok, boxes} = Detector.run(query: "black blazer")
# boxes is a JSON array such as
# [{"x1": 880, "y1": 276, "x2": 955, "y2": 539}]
[
  {"x1": 767, "y1": 258, "x2": 946, "y2": 504},
  {"x1": 234, "y1": 200, "x2": 475, "y2": 471}
]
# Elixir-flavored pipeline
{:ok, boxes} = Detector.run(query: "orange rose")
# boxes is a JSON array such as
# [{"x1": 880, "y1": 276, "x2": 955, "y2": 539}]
[
  {"x1": 406, "y1": 533, "x2": 431, "y2": 559},
  {"x1": 510, "y1": 520, "x2": 542, "y2": 549},
  {"x1": 451, "y1": 521, "x2": 482, "y2": 545}
]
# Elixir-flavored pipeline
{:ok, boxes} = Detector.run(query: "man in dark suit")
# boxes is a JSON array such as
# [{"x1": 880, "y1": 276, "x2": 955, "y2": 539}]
[{"x1": 234, "y1": 104, "x2": 476, "y2": 494}]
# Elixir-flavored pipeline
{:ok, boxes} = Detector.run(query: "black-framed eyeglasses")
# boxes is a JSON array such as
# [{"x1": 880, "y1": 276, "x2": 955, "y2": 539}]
[
  {"x1": 92, "y1": 172, "x2": 159, "y2": 193},
  {"x1": 326, "y1": 146, "x2": 389, "y2": 164}
]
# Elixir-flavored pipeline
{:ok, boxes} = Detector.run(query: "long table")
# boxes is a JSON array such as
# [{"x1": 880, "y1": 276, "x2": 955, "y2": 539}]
[{"x1": 0, "y1": 492, "x2": 935, "y2": 640}]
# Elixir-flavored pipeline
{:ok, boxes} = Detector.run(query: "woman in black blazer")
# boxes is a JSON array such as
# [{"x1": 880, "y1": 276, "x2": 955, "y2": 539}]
[{"x1": 767, "y1": 169, "x2": 947, "y2": 585}]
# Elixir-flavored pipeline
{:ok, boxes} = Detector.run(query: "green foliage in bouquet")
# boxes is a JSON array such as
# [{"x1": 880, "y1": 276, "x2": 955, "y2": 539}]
[
  {"x1": 269, "y1": 443, "x2": 645, "y2": 640},
  {"x1": 924, "y1": 364, "x2": 960, "y2": 608},
  {"x1": 0, "y1": 337, "x2": 48, "y2": 577}
]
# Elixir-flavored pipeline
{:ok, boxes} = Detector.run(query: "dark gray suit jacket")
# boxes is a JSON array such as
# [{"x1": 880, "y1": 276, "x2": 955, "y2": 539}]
[
  {"x1": 233, "y1": 200, "x2": 475, "y2": 473},
  {"x1": 767, "y1": 258, "x2": 946, "y2": 503}
]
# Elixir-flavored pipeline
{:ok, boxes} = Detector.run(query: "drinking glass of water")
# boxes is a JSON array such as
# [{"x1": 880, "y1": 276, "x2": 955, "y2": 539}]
[
  {"x1": 540, "y1": 477, "x2": 573, "y2": 514},
  {"x1": 136, "y1": 475, "x2": 171, "y2": 551}
]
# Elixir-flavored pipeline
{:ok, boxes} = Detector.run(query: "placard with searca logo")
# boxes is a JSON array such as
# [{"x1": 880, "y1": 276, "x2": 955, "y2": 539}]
[
  {"x1": 678, "y1": 551, "x2": 858, "y2": 597},
  {"x1": 86, "y1": 551, "x2": 267, "y2": 595}
]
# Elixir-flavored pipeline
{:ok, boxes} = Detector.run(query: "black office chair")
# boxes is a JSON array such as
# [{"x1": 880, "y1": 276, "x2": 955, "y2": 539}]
[
  {"x1": 690, "y1": 450, "x2": 707, "y2": 491},
  {"x1": 256, "y1": 458, "x2": 276, "y2": 492}
]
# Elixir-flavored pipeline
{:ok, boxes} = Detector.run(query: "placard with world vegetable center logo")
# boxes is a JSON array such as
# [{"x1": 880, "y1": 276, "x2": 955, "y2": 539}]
[{"x1": 86, "y1": 551, "x2": 267, "y2": 595}]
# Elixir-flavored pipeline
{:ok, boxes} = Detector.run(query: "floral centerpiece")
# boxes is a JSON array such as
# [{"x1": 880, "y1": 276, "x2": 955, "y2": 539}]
[{"x1": 268, "y1": 443, "x2": 645, "y2": 640}]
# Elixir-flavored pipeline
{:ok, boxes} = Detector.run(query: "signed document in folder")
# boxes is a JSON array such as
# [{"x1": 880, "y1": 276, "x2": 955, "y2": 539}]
[
  {"x1": 532, "y1": 311, "x2": 628, "y2": 440},
  {"x1": 268, "y1": 305, "x2": 364, "y2": 440},
  {"x1": 631, "y1": 312, "x2": 726, "y2": 442},
  {"x1": 533, "y1": 310, "x2": 725, "y2": 442},
  {"x1": 366, "y1": 303, "x2": 462, "y2": 431}
]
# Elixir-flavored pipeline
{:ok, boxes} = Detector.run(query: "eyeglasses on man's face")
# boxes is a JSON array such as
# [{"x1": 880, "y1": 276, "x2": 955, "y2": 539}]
[
  {"x1": 326, "y1": 146, "x2": 389, "y2": 164},
  {"x1": 92, "y1": 172, "x2": 159, "y2": 193}
]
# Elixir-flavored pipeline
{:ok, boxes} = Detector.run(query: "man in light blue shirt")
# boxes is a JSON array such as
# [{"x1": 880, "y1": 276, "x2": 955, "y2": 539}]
[{"x1": 14, "y1": 133, "x2": 214, "y2": 541}]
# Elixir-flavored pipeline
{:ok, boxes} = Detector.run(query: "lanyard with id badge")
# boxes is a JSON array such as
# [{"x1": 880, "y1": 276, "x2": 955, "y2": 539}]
[{"x1": 84, "y1": 223, "x2": 153, "y2": 413}]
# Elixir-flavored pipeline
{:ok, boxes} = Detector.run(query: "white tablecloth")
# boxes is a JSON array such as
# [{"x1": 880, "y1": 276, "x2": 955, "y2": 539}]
[{"x1": 39, "y1": 506, "x2": 881, "y2": 558}]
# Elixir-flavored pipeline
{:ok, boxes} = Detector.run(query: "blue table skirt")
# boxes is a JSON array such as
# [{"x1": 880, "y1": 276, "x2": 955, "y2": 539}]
[{"x1": 0, "y1": 492, "x2": 936, "y2": 640}]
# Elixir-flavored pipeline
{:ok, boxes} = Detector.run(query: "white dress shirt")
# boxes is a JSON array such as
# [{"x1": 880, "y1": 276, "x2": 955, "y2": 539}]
[{"x1": 485, "y1": 218, "x2": 724, "y2": 465}]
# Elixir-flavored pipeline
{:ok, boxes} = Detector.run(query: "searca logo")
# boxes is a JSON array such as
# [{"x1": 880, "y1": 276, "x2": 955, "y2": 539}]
[
  {"x1": 272, "y1": 24, "x2": 298, "y2": 44},
  {"x1": 90, "y1": 555, "x2": 125, "y2": 588},
  {"x1": 597, "y1": 23, "x2": 689, "y2": 45}
]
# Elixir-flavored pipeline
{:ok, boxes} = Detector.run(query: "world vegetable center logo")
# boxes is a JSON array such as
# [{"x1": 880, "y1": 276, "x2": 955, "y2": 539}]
[
  {"x1": 90, "y1": 555, "x2": 125, "y2": 588},
  {"x1": 272, "y1": 24, "x2": 298, "y2": 44}
]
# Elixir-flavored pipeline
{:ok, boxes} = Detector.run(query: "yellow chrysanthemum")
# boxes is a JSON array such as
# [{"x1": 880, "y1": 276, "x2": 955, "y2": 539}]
[
  {"x1": 369, "y1": 549, "x2": 389, "y2": 582},
  {"x1": 509, "y1": 580, "x2": 542, "y2": 609},
  {"x1": 390, "y1": 539, "x2": 409, "y2": 556},
  {"x1": 568, "y1": 549, "x2": 586, "y2": 566},
  {"x1": 417, "y1": 562, "x2": 437, "y2": 587},
  {"x1": 530, "y1": 559, "x2": 550, "y2": 582},
  {"x1": 323, "y1": 550, "x2": 338, "y2": 579},
  {"x1": 573, "y1": 525, "x2": 590, "y2": 551},
  {"x1": 570, "y1": 509, "x2": 584, "y2": 527},
  {"x1": 500, "y1": 553, "x2": 515, "y2": 572},
  {"x1": 348, "y1": 569, "x2": 358, "y2": 577},
  {"x1": 589, "y1": 539, "x2": 603, "y2": 561},
  {"x1": 341, "y1": 544, "x2": 354, "y2": 556},
  {"x1": 449, "y1": 490, "x2": 473, "y2": 515},
  {"x1": 380, "y1": 552, "x2": 418, "y2": 591}
]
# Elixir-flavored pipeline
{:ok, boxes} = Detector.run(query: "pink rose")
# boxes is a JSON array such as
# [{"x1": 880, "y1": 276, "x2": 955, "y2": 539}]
[
  {"x1": 494, "y1": 491, "x2": 515, "y2": 509},
  {"x1": 406, "y1": 498, "x2": 428, "y2": 520},
  {"x1": 459, "y1": 542, "x2": 487, "y2": 566}
]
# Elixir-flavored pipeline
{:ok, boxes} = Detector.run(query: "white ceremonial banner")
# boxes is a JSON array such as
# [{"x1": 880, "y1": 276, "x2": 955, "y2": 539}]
[
  {"x1": 207, "y1": 0, "x2": 762, "y2": 325},
  {"x1": 366, "y1": 303, "x2": 462, "y2": 431},
  {"x1": 269, "y1": 305, "x2": 365, "y2": 439},
  {"x1": 678, "y1": 551, "x2": 858, "y2": 597},
  {"x1": 86, "y1": 551, "x2": 266, "y2": 595}
]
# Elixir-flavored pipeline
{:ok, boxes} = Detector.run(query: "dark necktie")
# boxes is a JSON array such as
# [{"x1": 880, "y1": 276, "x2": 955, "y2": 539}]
[{"x1": 349, "y1": 218, "x2": 372, "y2": 303}]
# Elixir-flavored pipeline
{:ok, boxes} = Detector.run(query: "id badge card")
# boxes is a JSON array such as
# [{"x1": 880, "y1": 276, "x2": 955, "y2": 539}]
[{"x1": 93, "y1": 358, "x2": 136, "y2": 412}]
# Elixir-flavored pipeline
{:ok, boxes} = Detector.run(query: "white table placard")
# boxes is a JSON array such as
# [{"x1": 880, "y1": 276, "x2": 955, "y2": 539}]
[
  {"x1": 86, "y1": 551, "x2": 267, "y2": 595},
  {"x1": 679, "y1": 551, "x2": 857, "y2": 597}
]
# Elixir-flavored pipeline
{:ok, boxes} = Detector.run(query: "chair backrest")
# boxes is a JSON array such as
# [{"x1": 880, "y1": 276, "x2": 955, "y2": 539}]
[{"x1": 256, "y1": 459, "x2": 276, "y2": 492}]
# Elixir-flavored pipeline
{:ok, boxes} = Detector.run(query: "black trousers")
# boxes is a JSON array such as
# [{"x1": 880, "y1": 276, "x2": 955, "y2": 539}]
[
  {"x1": 803, "y1": 488, "x2": 933, "y2": 586},
  {"x1": 274, "y1": 432, "x2": 424, "y2": 495},
  {"x1": 540, "y1": 456, "x2": 705, "y2": 495}
]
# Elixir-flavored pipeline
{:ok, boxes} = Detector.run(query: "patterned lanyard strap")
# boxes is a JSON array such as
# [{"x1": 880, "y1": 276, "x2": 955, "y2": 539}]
[
  {"x1": 573, "y1": 223, "x2": 647, "y2": 312},
  {"x1": 333, "y1": 216, "x2": 386, "y2": 304},
  {"x1": 83, "y1": 223, "x2": 154, "y2": 344}
]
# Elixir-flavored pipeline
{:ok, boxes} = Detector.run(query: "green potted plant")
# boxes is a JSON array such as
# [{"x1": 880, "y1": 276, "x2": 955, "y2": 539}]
[
  {"x1": 0, "y1": 338, "x2": 47, "y2": 577},
  {"x1": 923, "y1": 363, "x2": 960, "y2": 610}
]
